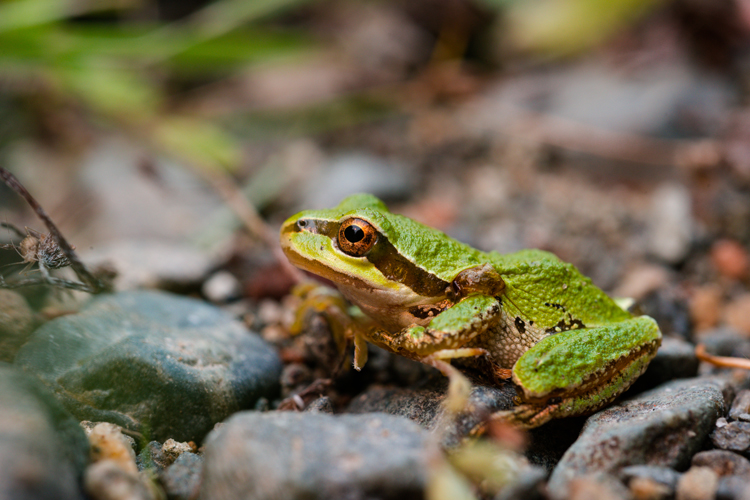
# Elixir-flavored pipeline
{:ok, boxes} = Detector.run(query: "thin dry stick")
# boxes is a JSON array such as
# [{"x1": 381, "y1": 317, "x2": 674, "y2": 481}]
[
  {"x1": 0, "y1": 168, "x2": 109, "y2": 293},
  {"x1": 695, "y1": 343, "x2": 750, "y2": 370}
]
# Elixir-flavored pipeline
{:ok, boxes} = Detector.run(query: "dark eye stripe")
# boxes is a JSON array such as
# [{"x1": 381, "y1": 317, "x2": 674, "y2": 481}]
[{"x1": 287, "y1": 217, "x2": 449, "y2": 297}]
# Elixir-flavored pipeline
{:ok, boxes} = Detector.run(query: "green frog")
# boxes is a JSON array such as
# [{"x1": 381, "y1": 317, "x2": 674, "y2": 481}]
[{"x1": 279, "y1": 193, "x2": 661, "y2": 428}]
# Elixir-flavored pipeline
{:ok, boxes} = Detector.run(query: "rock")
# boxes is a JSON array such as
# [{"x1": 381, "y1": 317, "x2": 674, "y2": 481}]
[
  {"x1": 675, "y1": 466, "x2": 719, "y2": 500},
  {"x1": 724, "y1": 294, "x2": 750, "y2": 336},
  {"x1": 160, "y1": 452, "x2": 202, "y2": 500},
  {"x1": 565, "y1": 474, "x2": 631, "y2": 500},
  {"x1": 619, "y1": 465, "x2": 681, "y2": 492},
  {"x1": 648, "y1": 184, "x2": 693, "y2": 264},
  {"x1": 305, "y1": 396, "x2": 334, "y2": 414},
  {"x1": 0, "y1": 289, "x2": 35, "y2": 361},
  {"x1": 84, "y1": 460, "x2": 156, "y2": 500},
  {"x1": 86, "y1": 423, "x2": 138, "y2": 475},
  {"x1": 711, "y1": 240, "x2": 749, "y2": 281},
  {"x1": 711, "y1": 420, "x2": 750, "y2": 456},
  {"x1": 202, "y1": 271, "x2": 241, "y2": 303},
  {"x1": 84, "y1": 240, "x2": 216, "y2": 291},
  {"x1": 0, "y1": 364, "x2": 89, "y2": 500},
  {"x1": 495, "y1": 466, "x2": 547, "y2": 500},
  {"x1": 201, "y1": 411, "x2": 440, "y2": 500},
  {"x1": 716, "y1": 476, "x2": 750, "y2": 500},
  {"x1": 630, "y1": 336, "x2": 699, "y2": 392},
  {"x1": 627, "y1": 476, "x2": 672, "y2": 500},
  {"x1": 347, "y1": 379, "x2": 517, "y2": 448},
  {"x1": 15, "y1": 290, "x2": 282, "y2": 443},
  {"x1": 548, "y1": 377, "x2": 727, "y2": 497},
  {"x1": 691, "y1": 450, "x2": 750, "y2": 477}
]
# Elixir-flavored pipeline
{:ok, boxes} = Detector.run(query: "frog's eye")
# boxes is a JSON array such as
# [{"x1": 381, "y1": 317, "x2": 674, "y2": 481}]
[{"x1": 338, "y1": 218, "x2": 377, "y2": 257}]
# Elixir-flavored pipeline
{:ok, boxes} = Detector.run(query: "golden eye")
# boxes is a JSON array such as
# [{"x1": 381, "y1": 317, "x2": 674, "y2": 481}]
[{"x1": 338, "y1": 218, "x2": 377, "y2": 257}]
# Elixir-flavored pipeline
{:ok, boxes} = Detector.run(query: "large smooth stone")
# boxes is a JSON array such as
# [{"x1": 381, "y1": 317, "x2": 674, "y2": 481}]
[
  {"x1": 0, "y1": 364, "x2": 89, "y2": 500},
  {"x1": 548, "y1": 377, "x2": 728, "y2": 498},
  {"x1": 200, "y1": 411, "x2": 439, "y2": 500},
  {"x1": 15, "y1": 290, "x2": 282, "y2": 443}
]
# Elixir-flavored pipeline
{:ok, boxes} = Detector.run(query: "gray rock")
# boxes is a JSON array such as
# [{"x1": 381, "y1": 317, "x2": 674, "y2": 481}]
[
  {"x1": 711, "y1": 421, "x2": 750, "y2": 457},
  {"x1": 692, "y1": 450, "x2": 750, "y2": 478},
  {"x1": 160, "y1": 452, "x2": 202, "y2": 500},
  {"x1": 495, "y1": 466, "x2": 548, "y2": 500},
  {"x1": 729, "y1": 390, "x2": 750, "y2": 421},
  {"x1": 0, "y1": 289, "x2": 35, "y2": 361},
  {"x1": 548, "y1": 377, "x2": 727, "y2": 497},
  {"x1": 0, "y1": 364, "x2": 89, "y2": 500},
  {"x1": 619, "y1": 464, "x2": 681, "y2": 490},
  {"x1": 305, "y1": 396, "x2": 334, "y2": 414},
  {"x1": 347, "y1": 379, "x2": 516, "y2": 448},
  {"x1": 717, "y1": 476, "x2": 750, "y2": 500},
  {"x1": 629, "y1": 336, "x2": 699, "y2": 393},
  {"x1": 84, "y1": 460, "x2": 156, "y2": 500},
  {"x1": 200, "y1": 411, "x2": 438, "y2": 500},
  {"x1": 15, "y1": 290, "x2": 282, "y2": 443}
]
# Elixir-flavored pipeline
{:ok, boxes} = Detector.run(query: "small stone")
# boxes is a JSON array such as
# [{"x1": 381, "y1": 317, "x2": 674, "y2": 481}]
[
  {"x1": 729, "y1": 390, "x2": 750, "y2": 421},
  {"x1": 15, "y1": 290, "x2": 282, "y2": 443},
  {"x1": 87, "y1": 422, "x2": 138, "y2": 475},
  {"x1": 675, "y1": 466, "x2": 718, "y2": 500},
  {"x1": 648, "y1": 184, "x2": 693, "y2": 264},
  {"x1": 305, "y1": 396, "x2": 334, "y2": 414},
  {"x1": 619, "y1": 465, "x2": 681, "y2": 491},
  {"x1": 691, "y1": 450, "x2": 750, "y2": 477},
  {"x1": 716, "y1": 476, "x2": 750, "y2": 500},
  {"x1": 160, "y1": 452, "x2": 202, "y2": 500},
  {"x1": 84, "y1": 460, "x2": 156, "y2": 500},
  {"x1": 631, "y1": 336, "x2": 698, "y2": 392},
  {"x1": 724, "y1": 294, "x2": 750, "y2": 336},
  {"x1": 548, "y1": 377, "x2": 727, "y2": 497},
  {"x1": 690, "y1": 286, "x2": 723, "y2": 333},
  {"x1": 0, "y1": 289, "x2": 35, "y2": 361},
  {"x1": 160, "y1": 439, "x2": 195, "y2": 466},
  {"x1": 629, "y1": 477, "x2": 672, "y2": 500},
  {"x1": 711, "y1": 421, "x2": 750, "y2": 455},
  {"x1": 566, "y1": 474, "x2": 630, "y2": 500},
  {"x1": 200, "y1": 411, "x2": 438, "y2": 500},
  {"x1": 202, "y1": 271, "x2": 240, "y2": 303},
  {"x1": 711, "y1": 239, "x2": 749, "y2": 280},
  {"x1": 739, "y1": 413, "x2": 750, "y2": 422}
]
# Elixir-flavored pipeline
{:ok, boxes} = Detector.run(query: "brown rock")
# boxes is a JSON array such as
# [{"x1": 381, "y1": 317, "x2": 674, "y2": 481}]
[
  {"x1": 676, "y1": 466, "x2": 719, "y2": 500},
  {"x1": 629, "y1": 476, "x2": 672, "y2": 500},
  {"x1": 689, "y1": 286, "x2": 723, "y2": 332},
  {"x1": 724, "y1": 294, "x2": 750, "y2": 335},
  {"x1": 711, "y1": 240, "x2": 749, "y2": 280}
]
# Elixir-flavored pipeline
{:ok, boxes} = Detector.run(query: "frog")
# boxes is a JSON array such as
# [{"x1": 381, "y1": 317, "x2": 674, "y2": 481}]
[{"x1": 279, "y1": 193, "x2": 662, "y2": 428}]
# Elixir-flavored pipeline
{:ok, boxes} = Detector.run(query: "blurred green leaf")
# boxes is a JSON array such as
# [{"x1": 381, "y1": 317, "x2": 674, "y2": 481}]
[
  {"x1": 154, "y1": 117, "x2": 242, "y2": 172},
  {"x1": 505, "y1": 0, "x2": 665, "y2": 56}
]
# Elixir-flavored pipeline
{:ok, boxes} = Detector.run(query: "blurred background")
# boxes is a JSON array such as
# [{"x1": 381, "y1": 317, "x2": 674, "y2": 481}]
[{"x1": 1, "y1": 0, "x2": 749, "y2": 341}]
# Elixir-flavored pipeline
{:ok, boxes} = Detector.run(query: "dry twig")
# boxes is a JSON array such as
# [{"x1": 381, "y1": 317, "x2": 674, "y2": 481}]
[
  {"x1": 0, "y1": 168, "x2": 112, "y2": 293},
  {"x1": 695, "y1": 343, "x2": 750, "y2": 370}
]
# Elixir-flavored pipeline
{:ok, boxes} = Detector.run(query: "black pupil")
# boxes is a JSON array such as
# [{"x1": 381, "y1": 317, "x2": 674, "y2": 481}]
[{"x1": 344, "y1": 225, "x2": 365, "y2": 243}]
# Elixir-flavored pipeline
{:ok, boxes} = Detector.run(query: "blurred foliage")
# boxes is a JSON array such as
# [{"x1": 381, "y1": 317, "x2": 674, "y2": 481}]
[
  {"x1": 0, "y1": 0, "x2": 317, "y2": 173},
  {"x1": 481, "y1": 0, "x2": 667, "y2": 56}
]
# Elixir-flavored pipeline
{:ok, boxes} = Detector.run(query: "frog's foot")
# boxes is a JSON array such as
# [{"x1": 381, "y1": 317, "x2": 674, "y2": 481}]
[
  {"x1": 489, "y1": 404, "x2": 560, "y2": 429},
  {"x1": 422, "y1": 348, "x2": 489, "y2": 413}
]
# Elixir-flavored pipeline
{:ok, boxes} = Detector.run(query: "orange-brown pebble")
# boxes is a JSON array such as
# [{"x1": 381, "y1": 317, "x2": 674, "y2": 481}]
[
  {"x1": 724, "y1": 294, "x2": 750, "y2": 336},
  {"x1": 711, "y1": 239, "x2": 749, "y2": 280},
  {"x1": 689, "y1": 285, "x2": 723, "y2": 333}
]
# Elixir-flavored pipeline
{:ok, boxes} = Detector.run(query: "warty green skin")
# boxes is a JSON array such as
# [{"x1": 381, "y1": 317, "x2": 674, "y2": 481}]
[{"x1": 280, "y1": 193, "x2": 662, "y2": 427}]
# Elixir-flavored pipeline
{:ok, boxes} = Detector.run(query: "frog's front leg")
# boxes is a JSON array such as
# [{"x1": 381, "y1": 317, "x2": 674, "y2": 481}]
[
  {"x1": 368, "y1": 294, "x2": 502, "y2": 411},
  {"x1": 495, "y1": 316, "x2": 662, "y2": 428}
]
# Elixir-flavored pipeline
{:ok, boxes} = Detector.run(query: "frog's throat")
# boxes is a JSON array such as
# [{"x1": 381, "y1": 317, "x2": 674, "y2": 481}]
[{"x1": 513, "y1": 336, "x2": 661, "y2": 403}]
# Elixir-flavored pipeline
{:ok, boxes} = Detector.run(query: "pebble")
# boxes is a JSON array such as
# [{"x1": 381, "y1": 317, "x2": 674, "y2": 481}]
[
  {"x1": 15, "y1": 290, "x2": 282, "y2": 443},
  {"x1": 548, "y1": 377, "x2": 727, "y2": 497},
  {"x1": 689, "y1": 286, "x2": 723, "y2": 333},
  {"x1": 711, "y1": 420, "x2": 750, "y2": 456},
  {"x1": 347, "y1": 379, "x2": 517, "y2": 448},
  {"x1": 711, "y1": 239, "x2": 749, "y2": 280},
  {"x1": 619, "y1": 465, "x2": 681, "y2": 492},
  {"x1": 675, "y1": 466, "x2": 718, "y2": 500},
  {"x1": 724, "y1": 294, "x2": 750, "y2": 336},
  {"x1": 0, "y1": 289, "x2": 35, "y2": 361},
  {"x1": 200, "y1": 411, "x2": 440, "y2": 500},
  {"x1": 565, "y1": 474, "x2": 631, "y2": 500},
  {"x1": 647, "y1": 184, "x2": 693, "y2": 264},
  {"x1": 691, "y1": 450, "x2": 750, "y2": 477},
  {"x1": 86, "y1": 422, "x2": 138, "y2": 475},
  {"x1": 160, "y1": 452, "x2": 203, "y2": 500},
  {"x1": 83, "y1": 460, "x2": 156, "y2": 500},
  {"x1": 0, "y1": 364, "x2": 89, "y2": 500},
  {"x1": 628, "y1": 476, "x2": 672, "y2": 500},
  {"x1": 202, "y1": 270, "x2": 241, "y2": 303}
]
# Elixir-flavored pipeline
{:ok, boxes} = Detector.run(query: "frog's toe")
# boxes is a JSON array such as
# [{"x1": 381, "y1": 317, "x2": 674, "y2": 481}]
[{"x1": 490, "y1": 404, "x2": 556, "y2": 429}]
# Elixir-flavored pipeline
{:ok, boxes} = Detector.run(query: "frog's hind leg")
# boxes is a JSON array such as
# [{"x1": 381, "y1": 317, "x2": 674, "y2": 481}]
[{"x1": 493, "y1": 316, "x2": 662, "y2": 428}]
